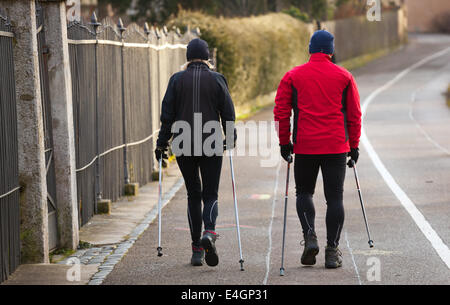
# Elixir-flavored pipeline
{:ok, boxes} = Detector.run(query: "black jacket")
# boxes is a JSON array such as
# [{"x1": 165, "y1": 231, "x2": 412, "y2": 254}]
[{"x1": 156, "y1": 62, "x2": 236, "y2": 156}]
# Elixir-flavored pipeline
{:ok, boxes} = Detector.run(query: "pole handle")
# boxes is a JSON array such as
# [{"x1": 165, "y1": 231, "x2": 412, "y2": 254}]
[
  {"x1": 348, "y1": 159, "x2": 355, "y2": 168},
  {"x1": 287, "y1": 155, "x2": 293, "y2": 164}
]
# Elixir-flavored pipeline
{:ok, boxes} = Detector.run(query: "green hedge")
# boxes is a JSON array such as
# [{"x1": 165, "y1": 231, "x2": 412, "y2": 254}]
[{"x1": 169, "y1": 11, "x2": 311, "y2": 112}]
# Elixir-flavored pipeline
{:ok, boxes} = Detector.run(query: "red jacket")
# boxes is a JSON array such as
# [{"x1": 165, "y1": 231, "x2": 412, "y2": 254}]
[{"x1": 274, "y1": 53, "x2": 361, "y2": 155}]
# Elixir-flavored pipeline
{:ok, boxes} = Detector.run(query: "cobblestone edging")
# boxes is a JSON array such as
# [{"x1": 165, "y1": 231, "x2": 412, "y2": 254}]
[{"x1": 58, "y1": 178, "x2": 184, "y2": 285}]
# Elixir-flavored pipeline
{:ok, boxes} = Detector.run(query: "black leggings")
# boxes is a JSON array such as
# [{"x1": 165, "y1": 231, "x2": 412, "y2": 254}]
[
  {"x1": 294, "y1": 154, "x2": 347, "y2": 247},
  {"x1": 176, "y1": 155, "x2": 222, "y2": 247}
]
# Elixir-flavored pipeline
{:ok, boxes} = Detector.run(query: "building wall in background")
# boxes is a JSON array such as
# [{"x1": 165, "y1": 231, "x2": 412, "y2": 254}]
[
  {"x1": 81, "y1": 0, "x2": 97, "y2": 19},
  {"x1": 322, "y1": 8, "x2": 407, "y2": 62},
  {"x1": 405, "y1": 0, "x2": 450, "y2": 32}
]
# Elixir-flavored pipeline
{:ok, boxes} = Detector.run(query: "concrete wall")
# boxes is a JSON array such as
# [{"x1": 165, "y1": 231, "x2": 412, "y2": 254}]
[
  {"x1": 0, "y1": 0, "x2": 79, "y2": 263},
  {"x1": 405, "y1": 0, "x2": 450, "y2": 32},
  {"x1": 0, "y1": 0, "x2": 50, "y2": 264}
]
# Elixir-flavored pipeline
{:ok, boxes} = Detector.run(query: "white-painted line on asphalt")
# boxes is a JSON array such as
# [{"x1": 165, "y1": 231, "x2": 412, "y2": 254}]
[
  {"x1": 409, "y1": 91, "x2": 450, "y2": 155},
  {"x1": 361, "y1": 47, "x2": 450, "y2": 116},
  {"x1": 361, "y1": 46, "x2": 450, "y2": 269},
  {"x1": 345, "y1": 230, "x2": 362, "y2": 285},
  {"x1": 263, "y1": 160, "x2": 281, "y2": 285}
]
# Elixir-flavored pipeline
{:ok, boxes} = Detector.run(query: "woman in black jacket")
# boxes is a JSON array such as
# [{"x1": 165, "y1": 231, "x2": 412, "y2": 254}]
[{"x1": 155, "y1": 38, "x2": 236, "y2": 267}]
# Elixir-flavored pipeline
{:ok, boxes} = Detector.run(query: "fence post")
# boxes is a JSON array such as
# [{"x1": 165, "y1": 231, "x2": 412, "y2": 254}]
[
  {"x1": 118, "y1": 18, "x2": 130, "y2": 186},
  {"x1": 151, "y1": 26, "x2": 162, "y2": 178},
  {"x1": 40, "y1": 0, "x2": 79, "y2": 250},
  {"x1": 144, "y1": 22, "x2": 155, "y2": 180},
  {"x1": 0, "y1": 0, "x2": 49, "y2": 263},
  {"x1": 90, "y1": 12, "x2": 101, "y2": 213}
]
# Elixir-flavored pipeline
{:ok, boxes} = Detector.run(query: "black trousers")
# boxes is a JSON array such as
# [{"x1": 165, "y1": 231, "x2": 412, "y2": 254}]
[
  {"x1": 294, "y1": 153, "x2": 347, "y2": 248},
  {"x1": 176, "y1": 155, "x2": 222, "y2": 247}
]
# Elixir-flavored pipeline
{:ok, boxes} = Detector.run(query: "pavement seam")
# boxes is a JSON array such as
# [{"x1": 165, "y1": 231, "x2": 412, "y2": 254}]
[
  {"x1": 344, "y1": 230, "x2": 362, "y2": 285},
  {"x1": 263, "y1": 160, "x2": 281, "y2": 285},
  {"x1": 409, "y1": 89, "x2": 450, "y2": 156}
]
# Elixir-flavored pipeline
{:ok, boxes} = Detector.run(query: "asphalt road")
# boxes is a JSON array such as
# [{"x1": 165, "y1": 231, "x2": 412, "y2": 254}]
[{"x1": 103, "y1": 34, "x2": 450, "y2": 285}]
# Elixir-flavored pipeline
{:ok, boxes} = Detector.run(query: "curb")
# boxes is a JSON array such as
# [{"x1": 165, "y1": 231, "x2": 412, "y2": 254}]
[{"x1": 58, "y1": 177, "x2": 184, "y2": 285}]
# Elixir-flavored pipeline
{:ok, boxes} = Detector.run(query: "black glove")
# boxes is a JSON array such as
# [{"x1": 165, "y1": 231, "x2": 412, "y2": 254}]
[
  {"x1": 223, "y1": 129, "x2": 237, "y2": 151},
  {"x1": 280, "y1": 142, "x2": 293, "y2": 163},
  {"x1": 347, "y1": 147, "x2": 359, "y2": 168},
  {"x1": 223, "y1": 139, "x2": 235, "y2": 151},
  {"x1": 155, "y1": 146, "x2": 168, "y2": 161}
]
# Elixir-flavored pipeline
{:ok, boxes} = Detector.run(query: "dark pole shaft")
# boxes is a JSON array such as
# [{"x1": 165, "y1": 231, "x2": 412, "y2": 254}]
[
  {"x1": 280, "y1": 156, "x2": 292, "y2": 276},
  {"x1": 352, "y1": 162, "x2": 374, "y2": 248}
]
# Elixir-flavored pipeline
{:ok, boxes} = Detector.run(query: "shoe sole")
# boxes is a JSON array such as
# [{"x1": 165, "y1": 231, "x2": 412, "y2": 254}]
[
  {"x1": 201, "y1": 237, "x2": 219, "y2": 267},
  {"x1": 191, "y1": 260, "x2": 203, "y2": 267},
  {"x1": 325, "y1": 261, "x2": 342, "y2": 269},
  {"x1": 301, "y1": 247, "x2": 319, "y2": 266}
]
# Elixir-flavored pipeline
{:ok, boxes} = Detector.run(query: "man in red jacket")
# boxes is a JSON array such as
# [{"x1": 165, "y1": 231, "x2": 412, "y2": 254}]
[{"x1": 274, "y1": 30, "x2": 362, "y2": 269}]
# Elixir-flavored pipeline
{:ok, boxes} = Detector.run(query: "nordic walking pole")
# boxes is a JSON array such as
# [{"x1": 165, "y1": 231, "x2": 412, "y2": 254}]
[
  {"x1": 280, "y1": 155, "x2": 293, "y2": 276},
  {"x1": 229, "y1": 149, "x2": 245, "y2": 271},
  {"x1": 157, "y1": 157, "x2": 163, "y2": 257},
  {"x1": 350, "y1": 160, "x2": 374, "y2": 248}
]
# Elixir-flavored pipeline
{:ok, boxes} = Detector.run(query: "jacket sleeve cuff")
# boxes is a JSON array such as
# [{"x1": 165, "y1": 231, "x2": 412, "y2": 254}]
[{"x1": 279, "y1": 136, "x2": 291, "y2": 146}]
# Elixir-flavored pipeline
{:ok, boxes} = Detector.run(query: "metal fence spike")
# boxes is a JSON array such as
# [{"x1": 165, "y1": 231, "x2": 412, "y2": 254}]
[
  {"x1": 90, "y1": 12, "x2": 101, "y2": 27},
  {"x1": 155, "y1": 27, "x2": 161, "y2": 39},
  {"x1": 144, "y1": 22, "x2": 150, "y2": 35},
  {"x1": 117, "y1": 18, "x2": 125, "y2": 32}
]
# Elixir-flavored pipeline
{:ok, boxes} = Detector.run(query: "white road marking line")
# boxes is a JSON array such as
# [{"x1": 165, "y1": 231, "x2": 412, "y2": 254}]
[
  {"x1": 361, "y1": 47, "x2": 450, "y2": 269},
  {"x1": 263, "y1": 160, "x2": 281, "y2": 285},
  {"x1": 409, "y1": 91, "x2": 450, "y2": 155},
  {"x1": 345, "y1": 230, "x2": 362, "y2": 285}
]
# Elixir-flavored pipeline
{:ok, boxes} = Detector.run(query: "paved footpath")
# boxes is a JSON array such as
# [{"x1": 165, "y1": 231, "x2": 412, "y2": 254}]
[{"x1": 103, "y1": 34, "x2": 450, "y2": 285}]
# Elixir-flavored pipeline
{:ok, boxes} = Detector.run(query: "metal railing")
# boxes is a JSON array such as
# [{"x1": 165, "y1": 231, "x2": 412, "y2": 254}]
[
  {"x1": 0, "y1": 9, "x2": 20, "y2": 284},
  {"x1": 68, "y1": 15, "x2": 197, "y2": 226}
]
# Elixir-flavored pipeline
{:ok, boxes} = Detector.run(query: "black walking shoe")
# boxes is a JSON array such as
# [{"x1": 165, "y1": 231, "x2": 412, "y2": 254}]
[
  {"x1": 191, "y1": 245, "x2": 204, "y2": 266},
  {"x1": 325, "y1": 246, "x2": 343, "y2": 269},
  {"x1": 201, "y1": 231, "x2": 219, "y2": 267},
  {"x1": 300, "y1": 231, "x2": 320, "y2": 266}
]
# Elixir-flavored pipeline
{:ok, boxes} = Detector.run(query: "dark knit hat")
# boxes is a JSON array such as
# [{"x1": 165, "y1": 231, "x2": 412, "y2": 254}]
[
  {"x1": 309, "y1": 30, "x2": 335, "y2": 55},
  {"x1": 186, "y1": 38, "x2": 210, "y2": 61}
]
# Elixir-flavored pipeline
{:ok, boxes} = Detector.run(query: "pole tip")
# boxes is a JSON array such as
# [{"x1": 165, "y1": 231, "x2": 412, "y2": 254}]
[
  {"x1": 280, "y1": 268, "x2": 285, "y2": 276},
  {"x1": 157, "y1": 247, "x2": 163, "y2": 257},
  {"x1": 368, "y1": 240, "x2": 374, "y2": 248},
  {"x1": 239, "y1": 259, "x2": 245, "y2": 271}
]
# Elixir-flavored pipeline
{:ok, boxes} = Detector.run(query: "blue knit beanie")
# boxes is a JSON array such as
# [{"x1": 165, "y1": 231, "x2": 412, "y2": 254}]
[
  {"x1": 186, "y1": 38, "x2": 210, "y2": 61},
  {"x1": 309, "y1": 30, "x2": 335, "y2": 55}
]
